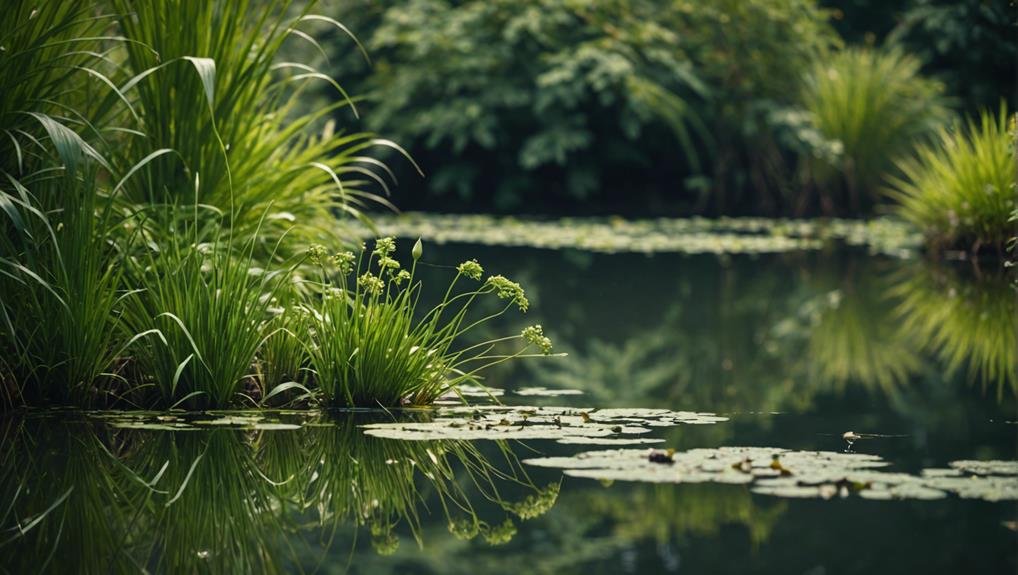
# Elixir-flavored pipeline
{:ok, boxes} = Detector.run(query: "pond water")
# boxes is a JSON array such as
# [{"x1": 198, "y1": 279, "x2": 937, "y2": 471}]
[{"x1": 2, "y1": 242, "x2": 1016, "y2": 574}]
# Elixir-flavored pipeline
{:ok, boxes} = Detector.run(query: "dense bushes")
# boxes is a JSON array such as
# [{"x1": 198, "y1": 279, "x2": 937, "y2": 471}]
[
  {"x1": 316, "y1": 0, "x2": 1012, "y2": 224},
  {"x1": 319, "y1": 0, "x2": 842, "y2": 215}
]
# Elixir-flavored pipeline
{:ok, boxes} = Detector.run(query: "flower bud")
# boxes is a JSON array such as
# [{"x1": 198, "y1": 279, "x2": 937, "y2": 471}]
[{"x1": 412, "y1": 238, "x2": 423, "y2": 261}]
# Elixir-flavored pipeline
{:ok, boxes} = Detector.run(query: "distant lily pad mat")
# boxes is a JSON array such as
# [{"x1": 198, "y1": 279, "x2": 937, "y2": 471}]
[
  {"x1": 361, "y1": 406, "x2": 727, "y2": 445},
  {"x1": 524, "y1": 446, "x2": 1018, "y2": 502},
  {"x1": 363, "y1": 213, "x2": 920, "y2": 256}
]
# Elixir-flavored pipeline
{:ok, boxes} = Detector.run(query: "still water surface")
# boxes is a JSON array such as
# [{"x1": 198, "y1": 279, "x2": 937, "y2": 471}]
[{"x1": 2, "y1": 243, "x2": 1015, "y2": 574}]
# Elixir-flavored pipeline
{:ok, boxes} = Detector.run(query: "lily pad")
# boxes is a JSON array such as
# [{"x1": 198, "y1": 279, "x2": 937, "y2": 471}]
[
  {"x1": 361, "y1": 406, "x2": 727, "y2": 445},
  {"x1": 362, "y1": 213, "x2": 920, "y2": 256},
  {"x1": 513, "y1": 387, "x2": 584, "y2": 397},
  {"x1": 91, "y1": 411, "x2": 310, "y2": 431},
  {"x1": 524, "y1": 447, "x2": 1018, "y2": 502}
]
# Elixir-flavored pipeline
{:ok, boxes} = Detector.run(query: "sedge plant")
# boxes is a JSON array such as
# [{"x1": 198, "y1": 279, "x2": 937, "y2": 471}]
[
  {"x1": 121, "y1": 205, "x2": 296, "y2": 409},
  {"x1": 108, "y1": 0, "x2": 415, "y2": 252},
  {"x1": 801, "y1": 47, "x2": 949, "y2": 213},
  {"x1": 885, "y1": 107, "x2": 1016, "y2": 252},
  {"x1": 299, "y1": 237, "x2": 558, "y2": 407}
]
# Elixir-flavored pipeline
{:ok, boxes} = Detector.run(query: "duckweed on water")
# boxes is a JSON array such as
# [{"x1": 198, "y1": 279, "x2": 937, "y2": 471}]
[
  {"x1": 362, "y1": 213, "x2": 921, "y2": 256},
  {"x1": 524, "y1": 447, "x2": 1018, "y2": 502}
]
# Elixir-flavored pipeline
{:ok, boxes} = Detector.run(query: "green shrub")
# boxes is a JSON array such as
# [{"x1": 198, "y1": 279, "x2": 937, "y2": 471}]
[
  {"x1": 801, "y1": 47, "x2": 949, "y2": 212},
  {"x1": 314, "y1": 0, "x2": 840, "y2": 215},
  {"x1": 301, "y1": 238, "x2": 555, "y2": 406},
  {"x1": 886, "y1": 107, "x2": 1016, "y2": 251}
]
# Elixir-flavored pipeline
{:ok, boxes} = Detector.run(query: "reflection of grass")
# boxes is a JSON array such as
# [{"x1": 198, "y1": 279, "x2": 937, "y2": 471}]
[
  {"x1": 305, "y1": 415, "x2": 549, "y2": 553},
  {"x1": 890, "y1": 264, "x2": 1017, "y2": 398},
  {"x1": 0, "y1": 418, "x2": 137, "y2": 574},
  {"x1": 131, "y1": 430, "x2": 295, "y2": 573},
  {"x1": 1, "y1": 414, "x2": 552, "y2": 572},
  {"x1": 802, "y1": 287, "x2": 922, "y2": 395}
]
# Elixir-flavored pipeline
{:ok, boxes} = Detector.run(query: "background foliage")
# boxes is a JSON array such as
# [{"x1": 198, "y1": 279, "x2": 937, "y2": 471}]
[{"x1": 313, "y1": 0, "x2": 1015, "y2": 217}]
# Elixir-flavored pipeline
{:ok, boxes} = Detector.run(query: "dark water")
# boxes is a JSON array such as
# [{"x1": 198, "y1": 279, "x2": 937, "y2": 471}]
[{"x1": 2, "y1": 244, "x2": 1016, "y2": 574}]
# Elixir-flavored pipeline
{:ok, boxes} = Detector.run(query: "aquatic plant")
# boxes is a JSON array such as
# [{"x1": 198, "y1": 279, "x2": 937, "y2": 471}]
[
  {"x1": 801, "y1": 47, "x2": 949, "y2": 212},
  {"x1": 300, "y1": 238, "x2": 557, "y2": 407},
  {"x1": 121, "y1": 213, "x2": 294, "y2": 409},
  {"x1": 365, "y1": 212, "x2": 921, "y2": 256},
  {"x1": 886, "y1": 107, "x2": 1016, "y2": 252},
  {"x1": 525, "y1": 446, "x2": 1018, "y2": 501}
]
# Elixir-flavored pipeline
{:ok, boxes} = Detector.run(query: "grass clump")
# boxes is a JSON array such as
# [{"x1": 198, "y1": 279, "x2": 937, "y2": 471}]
[
  {"x1": 801, "y1": 47, "x2": 949, "y2": 212},
  {"x1": 122, "y1": 213, "x2": 293, "y2": 409},
  {"x1": 0, "y1": 169, "x2": 126, "y2": 407},
  {"x1": 886, "y1": 107, "x2": 1017, "y2": 252},
  {"x1": 299, "y1": 237, "x2": 556, "y2": 407},
  {"x1": 108, "y1": 0, "x2": 409, "y2": 249}
]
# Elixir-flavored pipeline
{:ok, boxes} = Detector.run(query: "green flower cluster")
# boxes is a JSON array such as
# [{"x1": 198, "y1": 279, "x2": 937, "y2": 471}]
[
  {"x1": 521, "y1": 325, "x2": 553, "y2": 355},
  {"x1": 306, "y1": 244, "x2": 329, "y2": 265},
  {"x1": 358, "y1": 272, "x2": 385, "y2": 296},
  {"x1": 447, "y1": 518, "x2": 481, "y2": 541},
  {"x1": 457, "y1": 259, "x2": 484, "y2": 280},
  {"x1": 332, "y1": 251, "x2": 356, "y2": 274},
  {"x1": 480, "y1": 518, "x2": 517, "y2": 545},
  {"x1": 486, "y1": 275, "x2": 529, "y2": 311}
]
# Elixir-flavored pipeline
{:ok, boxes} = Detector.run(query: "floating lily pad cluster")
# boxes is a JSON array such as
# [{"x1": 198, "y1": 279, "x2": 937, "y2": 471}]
[
  {"x1": 362, "y1": 213, "x2": 920, "y2": 256},
  {"x1": 88, "y1": 410, "x2": 312, "y2": 431},
  {"x1": 524, "y1": 446, "x2": 1018, "y2": 502},
  {"x1": 361, "y1": 406, "x2": 728, "y2": 445}
]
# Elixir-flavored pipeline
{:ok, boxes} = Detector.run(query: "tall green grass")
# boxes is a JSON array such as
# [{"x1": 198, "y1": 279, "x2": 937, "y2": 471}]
[
  {"x1": 886, "y1": 107, "x2": 1016, "y2": 251},
  {"x1": 0, "y1": 0, "x2": 438, "y2": 409},
  {"x1": 108, "y1": 0, "x2": 412, "y2": 249},
  {"x1": 0, "y1": 168, "x2": 127, "y2": 407},
  {"x1": 801, "y1": 47, "x2": 949, "y2": 212},
  {"x1": 300, "y1": 238, "x2": 557, "y2": 407},
  {"x1": 121, "y1": 211, "x2": 295, "y2": 409},
  {"x1": 0, "y1": 1, "x2": 121, "y2": 180}
]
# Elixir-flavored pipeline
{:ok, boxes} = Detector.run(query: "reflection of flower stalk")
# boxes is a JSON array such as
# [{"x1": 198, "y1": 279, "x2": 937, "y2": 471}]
[{"x1": 304, "y1": 414, "x2": 549, "y2": 550}]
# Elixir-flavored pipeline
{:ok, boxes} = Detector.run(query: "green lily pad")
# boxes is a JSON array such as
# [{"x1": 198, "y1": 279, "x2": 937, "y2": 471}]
[
  {"x1": 361, "y1": 406, "x2": 727, "y2": 445},
  {"x1": 513, "y1": 387, "x2": 584, "y2": 397},
  {"x1": 524, "y1": 447, "x2": 1018, "y2": 502}
]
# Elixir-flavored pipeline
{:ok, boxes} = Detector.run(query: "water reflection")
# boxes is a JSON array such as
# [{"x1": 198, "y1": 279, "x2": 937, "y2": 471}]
[
  {"x1": 0, "y1": 414, "x2": 555, "y2": 573},
  {"x1": 494, "y1": 249, "x2": 1017, "y2": 408}
]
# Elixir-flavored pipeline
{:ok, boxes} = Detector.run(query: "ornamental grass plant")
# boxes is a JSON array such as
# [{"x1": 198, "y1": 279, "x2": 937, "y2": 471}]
[
  {"x1": 885, "y1": 107, "x2": 1016, "y2": 252},
  {"x1": 801, "y1": 47, "x2": 949, "y2": 212}
]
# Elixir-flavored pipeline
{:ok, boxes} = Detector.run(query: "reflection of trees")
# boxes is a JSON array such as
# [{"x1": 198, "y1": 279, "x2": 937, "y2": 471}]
[
  {"x1": 514, "y1": 251, "x2": 1015, "y2": 409},
  {"x1": 0, "y1": 414, "x2": 552, "y2": 573}
]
